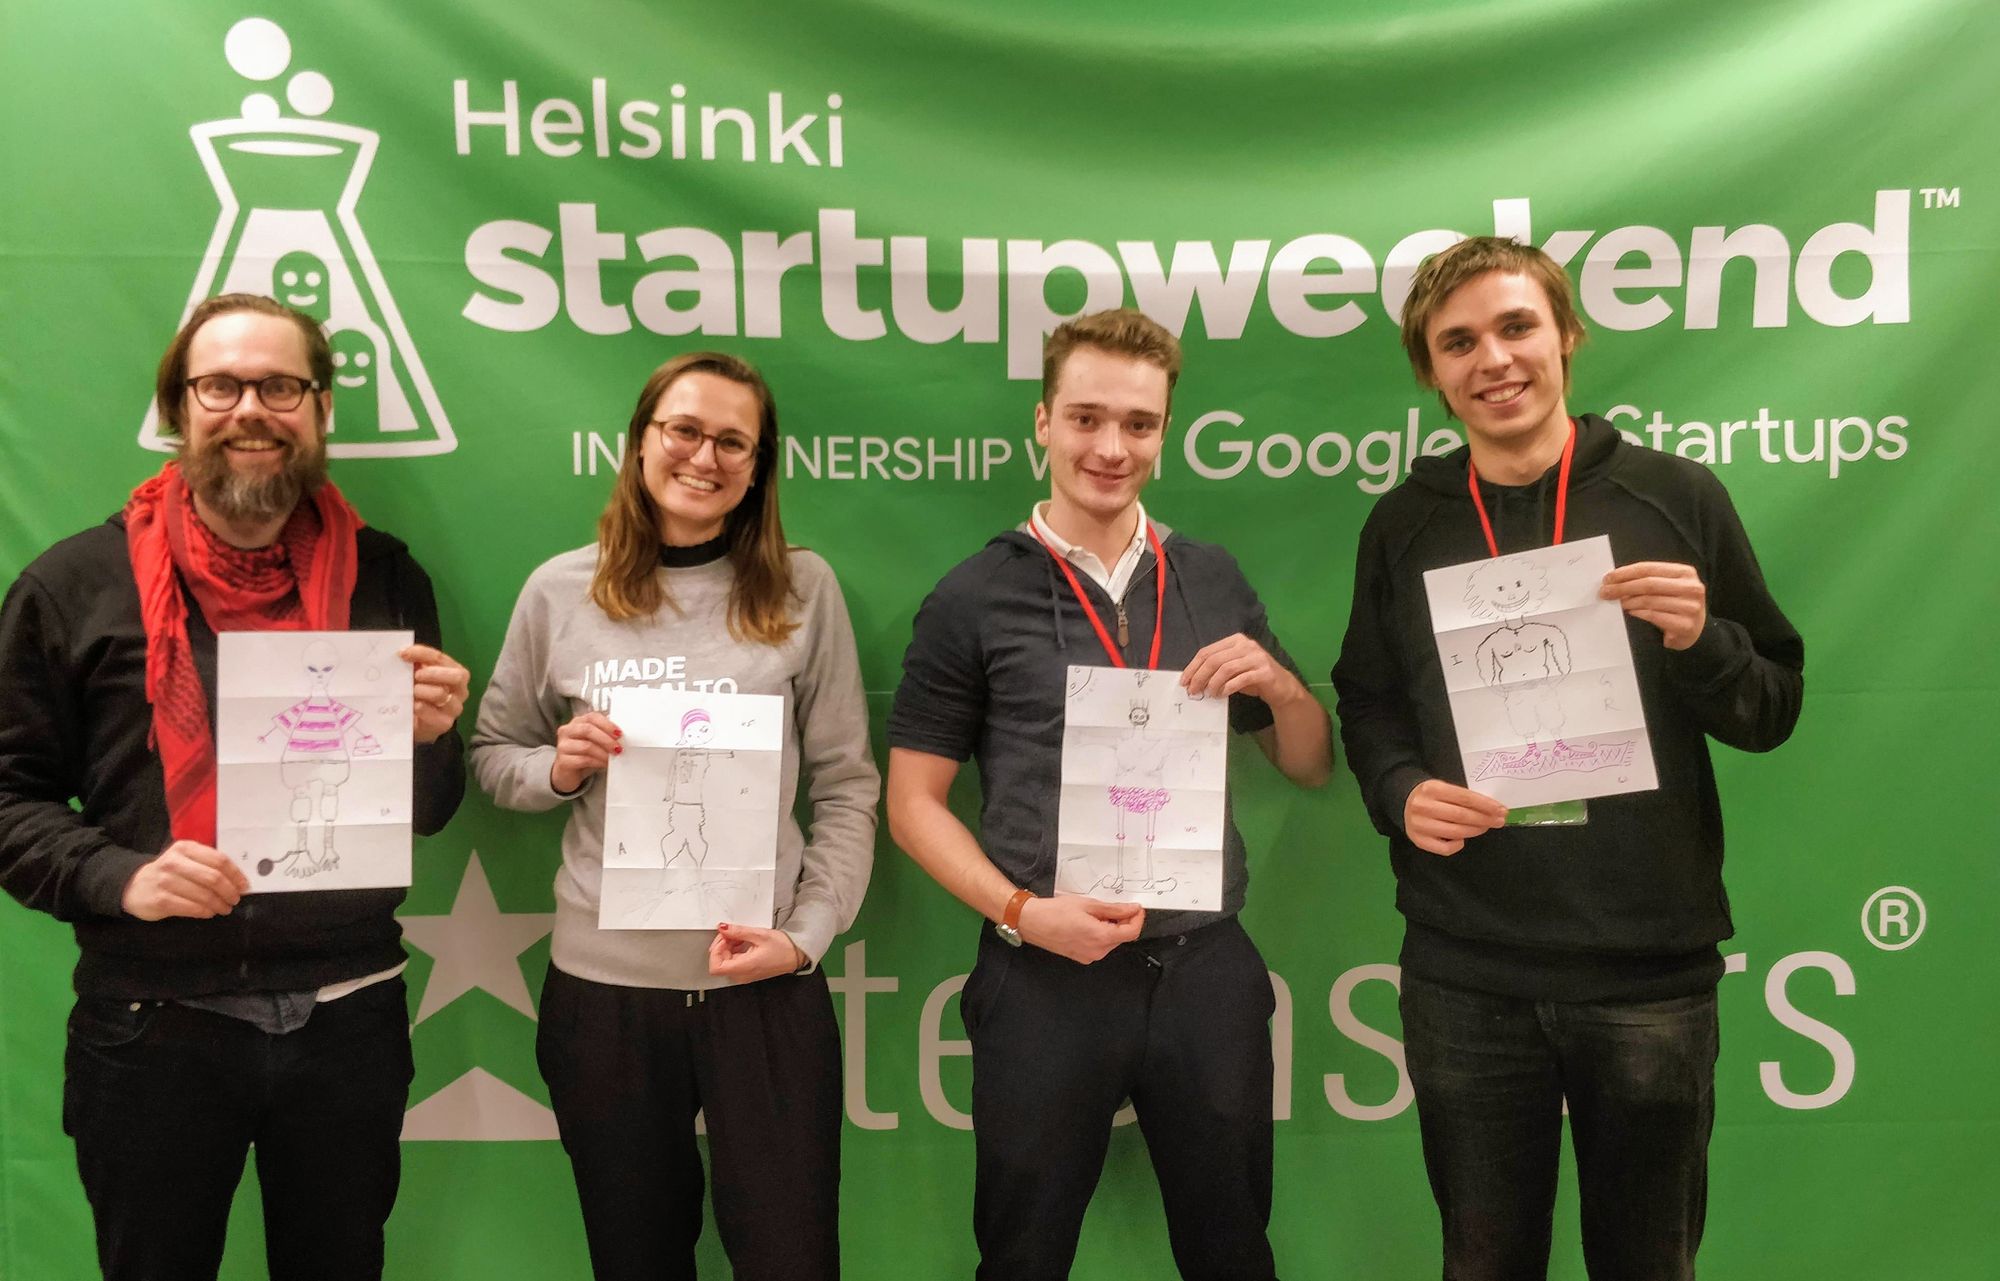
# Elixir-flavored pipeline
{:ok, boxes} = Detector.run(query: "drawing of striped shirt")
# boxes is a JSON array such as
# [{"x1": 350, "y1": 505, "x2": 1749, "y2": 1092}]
[{"x1": 272, "y1": 697, "x2": 364, "y2": 754}]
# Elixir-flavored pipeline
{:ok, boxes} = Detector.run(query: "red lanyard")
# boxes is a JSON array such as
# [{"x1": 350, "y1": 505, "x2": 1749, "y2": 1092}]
[
  {"x1": 1467, "y1": 419, "x2": 1576, "y2": 557},
  {"x1": 1028, "y1": 518, "x2": 1169, "y2": 669}
]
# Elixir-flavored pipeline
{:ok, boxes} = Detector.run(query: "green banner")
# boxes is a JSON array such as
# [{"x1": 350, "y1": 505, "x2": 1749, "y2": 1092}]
[{"x1": 3, "y1": 1, "x2": 1995, "y2": 1277}]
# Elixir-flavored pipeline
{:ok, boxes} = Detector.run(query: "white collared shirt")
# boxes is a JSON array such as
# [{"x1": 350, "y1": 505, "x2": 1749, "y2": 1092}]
[{"x1": 1028, "y1": 501, "x2": 1151, "y2": 600}]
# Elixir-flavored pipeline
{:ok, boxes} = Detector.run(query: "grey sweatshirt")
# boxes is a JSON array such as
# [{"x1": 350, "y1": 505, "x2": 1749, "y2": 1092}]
[{"x1": 471, "y1": 545, "x2": 878, "y2": 990}]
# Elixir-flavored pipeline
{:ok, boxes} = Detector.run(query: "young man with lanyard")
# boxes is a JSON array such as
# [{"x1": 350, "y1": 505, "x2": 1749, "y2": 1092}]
[
  {"x1": 0, "y1": 294, "x2": 469, "y2": 1280},
  {"x1": 887, "y1": 308, "x2": 1331, "y2": 1281},
  {"x1": 1332, "y1": 237, "x2": 1804, "y2": 1279}
]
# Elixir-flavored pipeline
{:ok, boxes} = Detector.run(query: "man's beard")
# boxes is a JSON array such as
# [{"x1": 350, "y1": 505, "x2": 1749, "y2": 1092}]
[{"x1": 179, "y1": 429, "x2": 329, "y2": 525}]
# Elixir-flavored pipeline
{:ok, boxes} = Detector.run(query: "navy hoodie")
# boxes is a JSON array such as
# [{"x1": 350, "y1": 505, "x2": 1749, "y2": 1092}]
[{"x1": 889, "y1": 522, "x2": 1301, "y2": 939}]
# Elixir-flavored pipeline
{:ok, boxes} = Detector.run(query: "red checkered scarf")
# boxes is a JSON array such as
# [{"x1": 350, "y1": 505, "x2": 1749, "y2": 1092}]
[{"x1": 123, "y1": 461, "x2": 362, "y2": 844}]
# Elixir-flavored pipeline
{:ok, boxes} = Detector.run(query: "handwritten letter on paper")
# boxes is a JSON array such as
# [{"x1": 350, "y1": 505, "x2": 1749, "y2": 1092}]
[
  {"x1": 1423, "y1": 536, "x2": 1658, "y2": 807},
  {"x1": 1056, "y1": 665, "x2": 1228, "y2": 911}
]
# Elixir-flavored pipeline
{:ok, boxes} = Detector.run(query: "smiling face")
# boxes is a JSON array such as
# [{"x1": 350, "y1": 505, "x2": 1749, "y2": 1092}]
[
  {"x1": 330, "y1": 328, "x2": 377, "y2": 391},
  {"x1": 274, "y1": 251, "x2": 330, "y2": 322},
  {"x1": 177, "y1": 310, "x2": 330, "y2": 536},
  {"x1": 1424, "y1": 270, "x2": 1575, "y2": 462},
  {"x1": 1464, "y1": 557, "x2": 1551, "y2": 620},
  {"x1": 1034, "y1": 346, "x2": 1169, "y2": 535},
  {"x1": 640, "y1": 370, "x2": 762, "y2": 546}
]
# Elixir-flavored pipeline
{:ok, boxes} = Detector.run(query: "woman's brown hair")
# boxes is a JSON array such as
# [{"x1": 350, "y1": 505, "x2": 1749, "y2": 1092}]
[{"x1": 589, "y1": 352, "x2": 797, "y2": 645}]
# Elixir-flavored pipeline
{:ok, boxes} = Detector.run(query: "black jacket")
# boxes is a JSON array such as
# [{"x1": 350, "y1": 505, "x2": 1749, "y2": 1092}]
[
  {"x1": 0, "y1": 514, "x2": 465, "y2": 998},
  {"x1": 1331, "y1": 415, "x2": 1804, "y2": 1001}
]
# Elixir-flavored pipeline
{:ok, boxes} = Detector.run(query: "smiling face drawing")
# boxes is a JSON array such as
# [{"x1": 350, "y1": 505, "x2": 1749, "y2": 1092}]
[
  {"x1": 1464, "y1": 557, "x2": 1551, "y2": 621},
  {"x1": 330, "y1": 328, "x2": 376, "y2": 391},
  {"x1": 678, "y1": 708, "x2": 714, "y2": 747},
  {"x1": 274, "y1": 250, "x2": 330, "y2": 323}
]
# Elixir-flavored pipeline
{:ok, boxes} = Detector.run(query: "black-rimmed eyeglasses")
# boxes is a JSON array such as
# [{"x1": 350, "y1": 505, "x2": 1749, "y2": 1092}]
[
  {"x1": 652, "y1": 420, "x2": 758, "y2": 473},
  {"x1": 184, "y1": 373, "x2": 322, "y2": 412}
]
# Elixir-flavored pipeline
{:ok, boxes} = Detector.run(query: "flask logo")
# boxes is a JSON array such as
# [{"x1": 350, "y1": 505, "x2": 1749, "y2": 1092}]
[{"x1": 140, "y1": 18, "x2": 455, "y2": 457}]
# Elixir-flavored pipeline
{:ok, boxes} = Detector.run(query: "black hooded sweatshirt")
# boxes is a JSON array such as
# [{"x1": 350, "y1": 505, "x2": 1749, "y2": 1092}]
[{"x1": 1332, "y1": 413, "x2": 1803, "y2": 1001}]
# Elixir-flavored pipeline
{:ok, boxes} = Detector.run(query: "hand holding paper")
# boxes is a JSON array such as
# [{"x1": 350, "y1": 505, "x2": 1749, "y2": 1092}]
[
  {"x1": 552, "y1": 711, "x2": 622, "y2": 794},
  {"x1": 1055, "y1": 665, "x2": 1229, "y2": 910},
  {"x1": 598, "y1": 688, "x2": 783, "y2": 931},
  {"x1": 1422, "y1": 537, "x2": 1659, "y2": 807},
  {"x1": 216, "y1": 630, "x2": 415, "y2": 892},
  {"x1": 1180, "y1": 632, "x2": 1298, "y2": 703},
  {"x1": 1019, "y1": 894, "x2": 1145, "y2": 965},
  {"x1": 1599, "y1": 561, "x2": 1708, "y2": 650},
  {"x1": 707, "y1": 923, "x2": 805, "y2": 981},
  {"x1": 1403, "y1": 779, "x2": 1508, "y2": 856},
  {"x1": 404, "y1": 643, "x2": 471, "y2": 743},
  {"x1": 121, "y1": 840, "x2": 251, "y2": 920}
]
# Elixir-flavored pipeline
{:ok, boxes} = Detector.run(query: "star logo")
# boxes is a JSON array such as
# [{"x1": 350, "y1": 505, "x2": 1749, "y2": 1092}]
[
  {"x1": 401, "y1": 850, "x2": 552, "y2": 1023},
  {"x1": 398, "y1": 850, "x2": 559, "y2": 1141}
]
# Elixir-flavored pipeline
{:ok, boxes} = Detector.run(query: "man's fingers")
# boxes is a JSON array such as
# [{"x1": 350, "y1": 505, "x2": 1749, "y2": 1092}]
[
  {"x1": 1610, "y1": 593, "x2": 1702, "y2": 616},
  {"x1": 1602, "y1": 561, "x2": 1696, "y2": 585},
  {"x1": 162, "y1": 844, "x2": 249, "y2": 897},
  {"x1": 1414, "y1": 799, "x2": 1507, "y2": 830},
  {"x1": 1180, "y1": 636, "x2": 1247, "y2": 689},
  {"x1": 153, "y1": 891, "x2": 222, "y2": 919},
  {"x1": 1414, "y1": 783, "x2": 1506, "y2": 821},
  {"x1": 1413, "y1": 833, "x2": 1466, "y2": 856},
  {"x1": 1088, "y1": 899, "x2": 1145, "y2": 921},
  {"x1": 159, "y1": 877, "x2": 232, "y2": 917},
  {"x1": 179, "y1": 862, "x2": 245, "y2": 905}
]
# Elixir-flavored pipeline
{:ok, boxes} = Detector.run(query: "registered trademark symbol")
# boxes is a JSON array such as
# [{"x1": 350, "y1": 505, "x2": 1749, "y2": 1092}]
[{"x1": 1861, "y1": 885, "x2": 1926, "y2": 951}]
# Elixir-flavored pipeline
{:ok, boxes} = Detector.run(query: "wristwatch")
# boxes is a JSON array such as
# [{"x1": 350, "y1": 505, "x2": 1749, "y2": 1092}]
[{"x1": 995, "y1": 888, "x2": 1034, "y2": 947}]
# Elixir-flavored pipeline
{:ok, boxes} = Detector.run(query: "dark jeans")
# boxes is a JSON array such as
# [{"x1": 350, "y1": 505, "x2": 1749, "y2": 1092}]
[
  {"x1": 535, "y1": 963, "x2": 843, "y2": 1281},
  {"x1": 1399, "y1": 972, "x2": 1719, "y2": 1281},
  {"x1": 62, "y1": 976, "x2": 415, "y2": 1281},
  {"x1": 963, "y1": 916, "x2": 1278, "y2": 1281}
]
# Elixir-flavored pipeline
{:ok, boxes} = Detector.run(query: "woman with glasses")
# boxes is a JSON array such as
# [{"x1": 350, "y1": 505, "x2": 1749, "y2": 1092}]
[{"x1": 470, "y1": 352, "x2": 877, "y2": 1280}]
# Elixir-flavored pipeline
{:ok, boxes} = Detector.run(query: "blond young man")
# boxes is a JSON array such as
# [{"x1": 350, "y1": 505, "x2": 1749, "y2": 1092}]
[{"x1": 888, "y1": 308, "x2": 1331, "y2": 1280}]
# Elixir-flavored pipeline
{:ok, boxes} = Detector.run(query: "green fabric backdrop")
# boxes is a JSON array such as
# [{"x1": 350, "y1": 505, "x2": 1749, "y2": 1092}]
[{"x1": 3, "y1": 1, "x2": 1995, "y2": 1276}]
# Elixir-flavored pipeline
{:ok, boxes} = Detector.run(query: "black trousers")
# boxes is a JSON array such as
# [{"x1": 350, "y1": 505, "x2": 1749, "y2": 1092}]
[
  {"x1": 536, "y1": 962, "x2": 843, "y2": 1281},
  {"x1": 1400, "y1": 973, "x2": 1720, "y2": 1281},
  {"x1": 962, "y1": 917, "x2": 1279, "y2": 1281},
  {"x1": 62, "y1": 976, "x2": 414, "y2": 1281}
]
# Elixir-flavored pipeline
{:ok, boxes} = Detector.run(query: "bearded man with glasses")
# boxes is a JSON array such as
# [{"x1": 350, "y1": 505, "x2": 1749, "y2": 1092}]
[{"x1": 0, "y1": 293, "x2": 470, "y2": 1280}]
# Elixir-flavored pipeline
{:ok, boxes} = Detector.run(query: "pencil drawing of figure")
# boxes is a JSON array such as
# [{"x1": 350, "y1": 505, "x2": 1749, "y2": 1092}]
[
  {"x1": 1464, "y1": 557, "x2": 1574, "y2": 764},
  {"x1": 1100, "y1": 701, "x2": 1176, "y2": 894},
  {"x1": 660, "y1": 707, "x2": 733, "y2": 869},
  {"x1": 257, "y1": 639, "x2": 381, "y2": 877}
]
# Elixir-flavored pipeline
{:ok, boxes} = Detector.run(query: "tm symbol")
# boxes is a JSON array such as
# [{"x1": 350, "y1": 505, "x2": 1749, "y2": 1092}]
[{"x1": 1921, "y1": 187, "x2": 1960, "y2": 209}]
